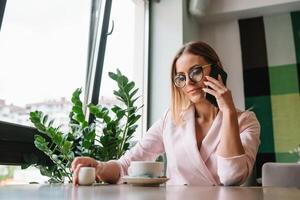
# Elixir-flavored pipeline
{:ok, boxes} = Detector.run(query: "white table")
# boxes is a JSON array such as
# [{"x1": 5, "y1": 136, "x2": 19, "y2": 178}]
[{"x1": 0, "y1": 184, "x2": 299, "y2": 200}]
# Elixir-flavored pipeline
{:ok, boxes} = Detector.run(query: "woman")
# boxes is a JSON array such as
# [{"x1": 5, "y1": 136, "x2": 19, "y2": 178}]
[{"x1": 72, "y1": 41, "x2": 260, "y2": 186}]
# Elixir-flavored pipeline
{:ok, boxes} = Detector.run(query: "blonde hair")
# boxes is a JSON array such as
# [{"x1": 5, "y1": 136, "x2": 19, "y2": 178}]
[{"x1": 171, "y1": 41, "x2": 223, "y2": 125}]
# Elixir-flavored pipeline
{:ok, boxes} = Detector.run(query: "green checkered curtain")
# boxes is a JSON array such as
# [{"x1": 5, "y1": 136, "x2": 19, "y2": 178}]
[{"x1": 239, "y1": 11, "x2": 300, "y2": 178}]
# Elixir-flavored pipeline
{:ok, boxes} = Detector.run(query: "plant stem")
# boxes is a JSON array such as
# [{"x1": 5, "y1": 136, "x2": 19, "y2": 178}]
[
  {"x1": 118, "y1": 118, "x2": 130, "y2": 158},
  {"x1": 46, "y1": 149, "x2": 72, "y2": 183}
]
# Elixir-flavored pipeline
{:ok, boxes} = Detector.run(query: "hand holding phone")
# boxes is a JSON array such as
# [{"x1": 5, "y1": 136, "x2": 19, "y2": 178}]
[{"x1": 205, "y1": 64, "x2": 228, "y2": 107}]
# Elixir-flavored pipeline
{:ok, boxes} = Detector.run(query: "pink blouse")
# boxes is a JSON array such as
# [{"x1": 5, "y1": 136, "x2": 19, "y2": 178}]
[{"x1": 117, "y1": 106, "x2": 260, "y2": 186}]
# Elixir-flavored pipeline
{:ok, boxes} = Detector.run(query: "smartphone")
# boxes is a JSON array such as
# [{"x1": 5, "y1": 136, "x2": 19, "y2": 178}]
[{"x1": 205, "y1": 64, "x2": 228, "y2": 107}]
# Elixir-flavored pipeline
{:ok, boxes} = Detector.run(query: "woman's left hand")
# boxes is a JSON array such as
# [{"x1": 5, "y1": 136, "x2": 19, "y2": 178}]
[{"x1": 203, "y1": 75, "x2": 235, "y2": 113}]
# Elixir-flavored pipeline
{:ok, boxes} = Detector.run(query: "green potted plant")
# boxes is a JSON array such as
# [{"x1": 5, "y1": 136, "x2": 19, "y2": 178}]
[{"x1": 23, "y1": 69, "x2": 142, "y2": 183}]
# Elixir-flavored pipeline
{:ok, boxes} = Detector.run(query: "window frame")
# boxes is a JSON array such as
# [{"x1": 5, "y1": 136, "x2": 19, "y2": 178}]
[
  {"x1": 0, "y1": 0, "x2": 6, "y2": 31},
  {"x1": 84, "y1": 0, "x2": 113, "y2": 123},
  {"x1": 0, "y1": 0, "x2": 113, "y2": 165}
]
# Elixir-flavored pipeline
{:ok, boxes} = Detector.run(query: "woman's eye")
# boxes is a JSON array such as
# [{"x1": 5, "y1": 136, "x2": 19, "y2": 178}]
[
  {"x1": 191, "y1": 68, "x2": 202, "y2": 75},
  {"x1": 189, "y1": 67, "x2": 203, "y2": 81},
  {"x1": 178, "y1": 75, "x2": 185, "y2": 81}
]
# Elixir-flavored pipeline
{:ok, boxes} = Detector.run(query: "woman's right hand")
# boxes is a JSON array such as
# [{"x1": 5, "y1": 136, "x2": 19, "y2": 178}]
[{"x1": 71, "y1": 156, "x2": 103, "y2": 185}]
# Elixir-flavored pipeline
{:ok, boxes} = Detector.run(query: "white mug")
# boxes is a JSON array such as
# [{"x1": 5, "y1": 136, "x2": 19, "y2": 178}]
[
  {"x1": 78, "y1": 167, "x2": 96, "y2": 185},
  {"x1": 128, "y1": 161, "x2": 164, "y2": 178}
]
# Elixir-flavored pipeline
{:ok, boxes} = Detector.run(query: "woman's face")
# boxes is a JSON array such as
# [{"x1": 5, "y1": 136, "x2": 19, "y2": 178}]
[{"x1": 175, "y1": 53, "x2": 211, "y2": 104}]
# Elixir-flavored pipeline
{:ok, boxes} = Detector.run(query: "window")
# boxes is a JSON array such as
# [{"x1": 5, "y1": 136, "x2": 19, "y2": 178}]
[
  {"x1": 99, "y1": 0, "x2": 148, "y2": 140},
  {"x1": 0, "y1": 0, "x2": 149, "y2": 185},
  {"x1": 0, "y1": 0, "x2": 90, "y2": 128},
  {"x1": 0, "y1": 0, "x2": 91, "y2": 184}
]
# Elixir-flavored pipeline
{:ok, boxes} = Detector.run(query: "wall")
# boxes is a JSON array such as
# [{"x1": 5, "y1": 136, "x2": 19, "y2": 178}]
[
  {"x1": 183, "y1": 2, "x2": 246, "y2": 108},
  {"x1": 148, "y1": 0, "x2": 300, "y2": 125},
  {"x1": 182, "y1": 0, "x2": 202, "y2": 43},
  {"x1": 192, "y1": 0, "x2": 300, "y2": 23},
  {"x1": 239, "y1": 12, "x2": 300, "y2": 167},
  {"x1": 207, "y1": 0, "x2": 300, "y2": 14},
  {"x1": 197, "y1": 20, "x2": 245, "y2": 109},
  {"x1": 149, "y1": 0, "x2": 245, "y2": 125},
  {"x1": 148, "y1": 0, "x2": 182, "y2": 125}
]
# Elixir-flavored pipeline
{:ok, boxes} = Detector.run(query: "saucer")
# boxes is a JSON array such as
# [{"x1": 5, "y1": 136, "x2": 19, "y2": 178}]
[{"x1": 122, "y1": 176, "x2": 169, "y2": 186}]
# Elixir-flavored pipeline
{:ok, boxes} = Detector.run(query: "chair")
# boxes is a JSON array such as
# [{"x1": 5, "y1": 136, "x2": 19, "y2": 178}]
[{"x1": 262, "y1": 162, "x2": 300, "y2": 186}]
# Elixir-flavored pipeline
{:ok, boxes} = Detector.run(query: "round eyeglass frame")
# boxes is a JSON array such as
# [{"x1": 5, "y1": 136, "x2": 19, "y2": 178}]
[{"x1": 173, "y1": 64, "x2": 212, "y2": 88}]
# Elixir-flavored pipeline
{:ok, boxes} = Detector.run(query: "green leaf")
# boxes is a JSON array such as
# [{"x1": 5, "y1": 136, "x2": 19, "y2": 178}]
[
  {"x1": 35, "y1": 124, "x2": 46, "y2": 132},
  {"x1": 34, "y1": 136, "x2": 48, "y2": 152},
  {"x1": 103, "y1": 115, "x2": 111, "y2": 123},
  {"x1": 112, "y1": 96, "x2": 122, "y2": 102},
  {"x1": 89, "y1": 104, "x2": 101, "y2": 114},
  {"x1": 127, "y1": 125, "x2": 138, "y2": 135},
  {"x1": 129, "y1": 88, "x2": 139, "y2": 99},
  {"x1": 71, "y1": 88, "x2": 82, "y2": 104},
  {"x1": 131, "y1": 97, "x2": 140, "y2": 105},
  {"x1": 62, "y1": 141, "x2": 73, "y2": 154},
  {"x1": 82, "y1": 140, "x2": 92, "y2": 149},
  {"x1": 47, "y1": 127, "x2": 57, "y2": 139},
  {"x1": 34, "y1": 135, "x2": 46, "y2": 143},
  {"x1": 125, "y1": 81, "x2": 135, "y2": 93},
  {"x1": 128, "y1": 114, "x2": 141, "y2": 126},
  {"x1": 108, "y1": 72, "x2": 118, "y2": 81},
  {"x1": 21, "y1": 163, "x2": 31, "y2": 169},
  {"x1": 113, "y1": 90, "x2": 126, "y2": 101},
  {"x1": 42, "y1": 115, "x2": 49, "y2": 124},
  {"x1": 68, "y1": 152, "x2": 75, "y2": 161},
  {"x1": 48, "y1": 119, "x2": 55, "y2": 127},
  {"x1": 111, "y1": 105, "x2": 122, "y2": 113},
  {"x1": 116, "y1": 110, "x2": 125, "y2": 119},
  {"x1": 73, "y1": 113, "x2": 85, "y2": 123},
  {"x1": 85, "y1": 131, "x2": 96, "y2": 141},
  {"x1": 72, "y1": 105, "x2": 83, "y2": 114},
  {"x1": 120, "y1": 75, "x2": 128, "y2": 85},
  {"x1": 116, "y1": 68, "x2": 122, "y2": 75},
  {"x1": 53, "y1": 133, "x2": 63, "y2": 145},
  {"x1": 23, "y1": 153, "x2": 39, "y2": 166},
  {"x1": 123, "y1": 143, "x2": 130, "y2": 151},
  {"x1": 40, "y1": 166, "x2": 53, "y2": 177}
]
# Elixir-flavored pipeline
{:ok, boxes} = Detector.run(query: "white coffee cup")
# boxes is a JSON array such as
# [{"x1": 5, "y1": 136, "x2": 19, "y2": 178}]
[
  {"x1": 128, "y1": 161, "x2": 164, "y2": 178},
  {"x1": 78, "y1": 167, "x2": 96, "y2": 185}
]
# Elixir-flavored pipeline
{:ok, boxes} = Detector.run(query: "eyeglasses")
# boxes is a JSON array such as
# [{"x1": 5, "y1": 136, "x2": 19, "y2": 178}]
[{"x1": 173, "y1": 64, "x2": 212, "y2": 88}]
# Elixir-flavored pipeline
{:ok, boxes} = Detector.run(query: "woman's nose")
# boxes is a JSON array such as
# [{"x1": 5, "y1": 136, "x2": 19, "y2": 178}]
[{"x1": 185, "y1": 77, "x2": 195, "y2": 86}]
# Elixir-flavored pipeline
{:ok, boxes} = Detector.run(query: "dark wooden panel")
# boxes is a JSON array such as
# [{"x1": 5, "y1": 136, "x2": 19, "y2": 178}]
[
  {"x1": 0, "y1": 121, "x2": 51, "y2": 165},
  {"x1": 239, "y1": 17, "x2": 268, "y2": 70},
  {"x1": 243, "y1": 67, "x2": 271, "y2": 97}
]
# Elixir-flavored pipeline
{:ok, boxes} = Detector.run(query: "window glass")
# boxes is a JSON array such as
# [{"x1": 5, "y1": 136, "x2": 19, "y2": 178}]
[
  {"x1": 0, "y1": 165, "x2": 48, "y2": 185},
  {"x1": 0, "y1": 0, "x2": 91, "y2": 184},
  {"x1": 0, "y1": 0, "x2": 89, "y2": 128},
  {"x1": 99, "y1": 0, "x2": 147, "y2": 140}
]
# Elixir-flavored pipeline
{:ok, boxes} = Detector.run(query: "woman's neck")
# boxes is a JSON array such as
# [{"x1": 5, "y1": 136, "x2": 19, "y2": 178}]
[{"x1": 194, "y1": 102, "x2": 219, "y2": 122}]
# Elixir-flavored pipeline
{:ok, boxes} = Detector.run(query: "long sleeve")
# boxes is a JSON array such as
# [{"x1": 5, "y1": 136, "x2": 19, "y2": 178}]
[
  {"x1": 116, "y1": 112, "x2": 167, "y2": 180},
  {"x1": 217, "y1": 111, "x2": 260, "y2": 186}
]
